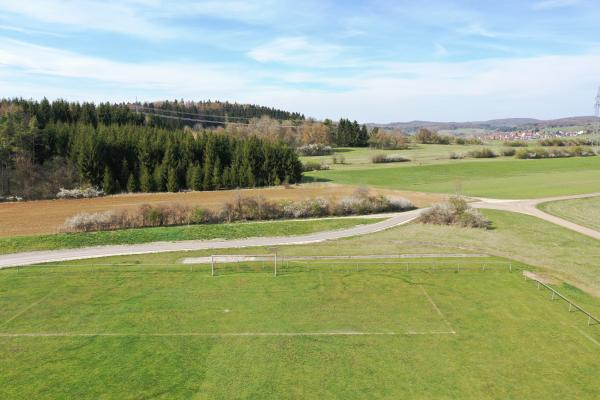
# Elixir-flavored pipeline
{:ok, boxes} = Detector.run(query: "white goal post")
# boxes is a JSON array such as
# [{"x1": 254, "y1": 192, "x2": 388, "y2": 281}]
[{"x1": 210, "y1": 254, "x2": 278, "y2": 276}]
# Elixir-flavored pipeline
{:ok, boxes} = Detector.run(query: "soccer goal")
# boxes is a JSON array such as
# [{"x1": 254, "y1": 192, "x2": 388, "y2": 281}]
[{"x1": 210, "y1": 254, "x2": 278, "y2": 276}]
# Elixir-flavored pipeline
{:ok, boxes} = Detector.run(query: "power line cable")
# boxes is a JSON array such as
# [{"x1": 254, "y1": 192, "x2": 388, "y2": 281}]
[
  {"x1": 133, "y1": 109, "x2": 300, "y2": 128},
  {"x1": 130, "y1": 105, "x2": 304, "y2": 123}
]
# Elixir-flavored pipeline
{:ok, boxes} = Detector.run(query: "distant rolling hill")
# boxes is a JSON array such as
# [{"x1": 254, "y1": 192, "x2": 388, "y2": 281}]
[{"x1": 370, "y1": 116, "x2": 599, "y2": 133}]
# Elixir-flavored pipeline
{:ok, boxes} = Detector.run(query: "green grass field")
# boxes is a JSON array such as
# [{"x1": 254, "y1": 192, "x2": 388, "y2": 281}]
[
  {"x1": 1, "y1": 260, "x2": 599, "y2": 399},
  {"x1": 305, "y1": 156, "x2": 600, "y2": 198},
  {"x1": 539, "y1": 196, "x2": 600, "y2": 232},
  {"x1": 0, "y1": 217, "x2": 381, "y2": 255}
]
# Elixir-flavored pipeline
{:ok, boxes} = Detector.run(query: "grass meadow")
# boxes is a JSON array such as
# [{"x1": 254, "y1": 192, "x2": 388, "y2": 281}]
[
  {"x1": 539, "y1": 196, "x2": 600, "y2": 232},
  {"x1": 305, "y1": 156, "x2": 600, "y2": 198},
  {"x1": 0, "y1": 217, "x2": 381, "y2": 255},
  {"x1": 1, "y1": 259, "x2": 599, "y2": 399},
  {"x1": 299, "y1": 144, "x2": 509, "y2": 169}
]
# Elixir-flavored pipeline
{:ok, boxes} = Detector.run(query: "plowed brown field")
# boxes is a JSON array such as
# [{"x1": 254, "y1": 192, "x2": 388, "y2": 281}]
[{"x1": 0, "y1": 184, "x2": 443, "y2": 237}]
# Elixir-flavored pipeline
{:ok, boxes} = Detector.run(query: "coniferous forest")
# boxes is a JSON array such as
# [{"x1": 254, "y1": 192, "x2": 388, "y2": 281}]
[{"x1": 0, "y1": 98, "x2": 303, "y2": 199}]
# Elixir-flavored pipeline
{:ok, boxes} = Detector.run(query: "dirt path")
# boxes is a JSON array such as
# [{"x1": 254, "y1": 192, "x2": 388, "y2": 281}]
[
  {"x1": 472, "y1": 193, "x2": 600, "y2": 241},
  {"x1": 0, "y1": 209, "x2": 423, "y2": 269}
]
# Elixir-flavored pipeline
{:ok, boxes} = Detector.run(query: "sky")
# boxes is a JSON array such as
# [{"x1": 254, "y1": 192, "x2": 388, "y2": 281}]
[{"x1": 0, "y1": 0, "x2": 599, "y2": 122}]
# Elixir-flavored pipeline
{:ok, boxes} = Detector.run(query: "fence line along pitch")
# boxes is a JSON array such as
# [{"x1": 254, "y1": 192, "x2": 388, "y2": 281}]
[
  {"x1": 282, "y1": 259, "x2": 515, "y2": 269},
  {"x1": 525, "y1": 274, "x2": 600, "y2": 327}
]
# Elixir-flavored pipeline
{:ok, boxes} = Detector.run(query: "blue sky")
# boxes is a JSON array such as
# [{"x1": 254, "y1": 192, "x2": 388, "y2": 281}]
[{"x1": 0, "y1": 0, "x2": 599, "y2": 122}]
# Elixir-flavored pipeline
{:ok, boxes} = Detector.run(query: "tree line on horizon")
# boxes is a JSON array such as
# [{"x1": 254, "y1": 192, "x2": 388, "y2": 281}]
[{"x1": 0, "y1": 98, "x2": 305, "y2": 130}]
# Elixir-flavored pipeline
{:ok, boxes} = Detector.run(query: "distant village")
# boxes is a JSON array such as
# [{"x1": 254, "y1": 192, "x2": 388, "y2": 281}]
[{"x1": 484, "y1": 129, "x2": 589, "y2": 141}]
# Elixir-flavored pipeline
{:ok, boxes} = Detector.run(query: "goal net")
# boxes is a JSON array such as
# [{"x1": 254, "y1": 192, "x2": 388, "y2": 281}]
[{"x1": 209, "y1": 254, "x2": 278, "y2": 276}]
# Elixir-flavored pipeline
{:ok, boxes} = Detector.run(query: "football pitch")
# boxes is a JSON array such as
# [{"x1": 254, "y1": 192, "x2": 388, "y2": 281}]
[{"x1": 1, "y1": 260, "x2": 599, "y2": 399}]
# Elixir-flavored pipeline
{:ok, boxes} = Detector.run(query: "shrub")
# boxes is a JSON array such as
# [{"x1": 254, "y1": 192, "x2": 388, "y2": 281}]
[
  {"x1": 418, "y1": 196, "x2": 490, "y2": 229},
  {"x1": 415, "y1": 128, "x2": 452, "y2": 144},
  {"x1": 502, "y1": 140, "x2": 528, "y2": 147},
  {"x1": 302, "y1": 161, "x2": 330, "y2": 172},
  {"x1": 57, "y1": 187, "x2": 105, "y2": 199},
  {"x1": 368, "y1": 131, "x2": 410, "y2": 150},
  {"x1": 61, "y1": 191, "x2": 415, "y2": 233},
  {"x1": 0, "y1": 195, "x2": 23, "y2": 203},
  {"x1": 333, "y1": 188, "x2": 415, "y2": 216},
  {"x1": 449, "y1": 152, "x2": 464, "y2": 160},
  {"x1": 371, "y1": 154, "x2": 410, "y2": 164},
  {"x1": 515, "y1": 146, "x2": 596, "y2": 159},
  {"x1": 467, "y1": 148, "x2": 497, "y2": 158},
  {"x1": 296, "y1": 144, "x2": 334, "y2": 156},
  {"x1": 538, "y1": 138, "x2": 593, "y2": 147},
  {"x1": 515, "y1": 147, "x2": 547, "y2": 159},
  {"x1": 455, "y1": 137, "x2": 483, "y2": 145},
  {"x1": 501, "y1": 147, "x2": 516, "y2": 157},
  {"x1": 63, "y1": 211, "x2": 121, "y2": 232},
  {"x1": 283, "y1": 198, "x2": 331, "y2": 218}
]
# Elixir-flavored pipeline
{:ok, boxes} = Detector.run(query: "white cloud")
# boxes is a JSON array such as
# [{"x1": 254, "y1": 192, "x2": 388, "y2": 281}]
[
  {"x1": 0, "y1": 0, "x2": 176, "y2": 38},
  {"x1": 532, "y1": 0, "x2": 581, "y2": 10},
  {"x1": 0, "y1": 24, "x2": 64, "y2": 37},
  {"x1": 1, "y1": 38, "x2": 599, "y2": 122},
  {"x1": 457, "y1": 23, "x2": 498, "y2": 38},
  {"x1": 0, "y1": 0, "x2": 328, "y2": 39},
  {"x1": 246, "y1": 53, "x2": 600, "y2": 121},
  {"x1": 247, "y1": 37, "x2": 346, "y2": 67},
  {"x1": 0, "y1": 39, "x2": 249, "y2": 95}
]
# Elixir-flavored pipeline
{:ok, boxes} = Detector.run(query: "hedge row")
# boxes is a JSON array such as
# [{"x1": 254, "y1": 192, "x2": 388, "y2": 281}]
[{"x1": 63, "y1": 191, "x2": 415, "y2": 233}]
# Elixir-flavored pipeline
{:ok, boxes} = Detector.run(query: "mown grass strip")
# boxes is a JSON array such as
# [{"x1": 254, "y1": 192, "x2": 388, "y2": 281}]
[{"x1": 0, "y1": 218, "x2": 382, "y2": 255}]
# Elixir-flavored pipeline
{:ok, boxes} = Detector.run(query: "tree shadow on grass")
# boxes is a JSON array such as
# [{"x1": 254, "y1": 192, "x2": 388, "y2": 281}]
[{"x1": 302, "y1": 176, "x2": 333, "y2": 183}]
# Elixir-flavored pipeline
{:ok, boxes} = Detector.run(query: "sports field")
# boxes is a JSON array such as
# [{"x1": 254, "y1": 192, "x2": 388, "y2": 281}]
[
  {"x1": 305, "y1": 157, "x2": 600, "y2": 198},
  {"x1": 1, "y1": 259, "x2": 599, "y2": 399}
]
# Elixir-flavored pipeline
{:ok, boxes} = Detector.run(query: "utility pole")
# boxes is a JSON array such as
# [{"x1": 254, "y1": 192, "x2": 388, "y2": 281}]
[{"x1": 595, "y1": 87, "x2": 600, "y2": 152}]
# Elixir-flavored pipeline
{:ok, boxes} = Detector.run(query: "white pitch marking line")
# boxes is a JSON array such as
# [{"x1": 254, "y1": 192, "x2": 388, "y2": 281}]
[
  {"x1": 574, "y1": 326, "x2": 600, "y2": 348},
  {"x1": 0, "y1": 331, "x2": 457, "y2": 338},
  {"x1": 0, "y1": 291, "x2": 54, "y2": 328},
  {"x1": 420, "y1": 286, "x2": 456, "y2": 334}
]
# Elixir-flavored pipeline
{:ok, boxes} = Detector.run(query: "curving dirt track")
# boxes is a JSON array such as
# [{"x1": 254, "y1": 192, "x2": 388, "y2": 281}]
[{"x1": 472, "y1": 193, "x2": 600, "y2": 241}]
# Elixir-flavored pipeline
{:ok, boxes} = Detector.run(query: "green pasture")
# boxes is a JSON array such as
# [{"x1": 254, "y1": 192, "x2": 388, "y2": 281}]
[
  {"x1": 299, "y1": 144, "x2": 509, "y2": 169},
  {"x1": 305, "y1": 156, "x2": 600, "y2": 198}
]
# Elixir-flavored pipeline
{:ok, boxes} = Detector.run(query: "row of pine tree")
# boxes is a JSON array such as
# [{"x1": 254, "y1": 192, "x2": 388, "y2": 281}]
[
  {"x1": 329, "y1": 118, "x2": 370, "y2": 147},
  {"x1": 0, "y1": 104, "x2": 303, "y2": 197},
  {"x1": 1, "y1": 98, "x2": 305, "y2": 131}
]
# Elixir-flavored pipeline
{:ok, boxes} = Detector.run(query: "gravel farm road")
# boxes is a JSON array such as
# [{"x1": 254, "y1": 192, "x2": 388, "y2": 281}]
[
  {"x1": 1, "y1": 193, "x2": 599, "y2": 269},
  {"x1": 0, "y1": 209, "x2": 424, "y2": 268},
  {"x1": 472, "y1": 193, "x2": 600, "y2": 241}
]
